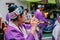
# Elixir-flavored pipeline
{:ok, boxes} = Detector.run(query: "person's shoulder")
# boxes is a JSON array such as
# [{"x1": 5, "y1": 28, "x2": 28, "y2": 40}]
[{"x1": 34, "y1": 11, "x2": 38, "y2": 14}]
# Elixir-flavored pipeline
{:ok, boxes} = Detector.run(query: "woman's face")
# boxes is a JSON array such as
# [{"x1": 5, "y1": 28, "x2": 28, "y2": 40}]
[
  {"x1": 24, "y1": 10, "x2": 28, "y2": 14},
  {"x1": 39, "y1": 7, "x2": 44, "y2": 11},
  {"x1": 18, "y1": 13, "x2": 25, "y2": 23}
]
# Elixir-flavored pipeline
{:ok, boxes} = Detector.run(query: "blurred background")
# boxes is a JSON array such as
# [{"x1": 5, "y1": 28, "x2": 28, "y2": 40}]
[{"x1": 0, "y1": 0, "x2": 60, "y2": 40}]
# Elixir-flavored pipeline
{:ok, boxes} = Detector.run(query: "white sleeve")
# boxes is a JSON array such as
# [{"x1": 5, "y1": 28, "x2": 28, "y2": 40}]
[
  {"x1": 55, "y1": 30, "x2": 59, "y2": 40},
  {"x1": 56, "y1": 29, "x2": 60, "y2": 40},
  {"x1": 0, "y1": 13, "x2": 2, "y2": 18},
  {"x1": 54, "y1": 27, "x2": 60, "y2": 40},
  {"x1": 52, "y1": 26, "x2": 59, "y2": 40},
  {"x1": 54, "y1": 20, "x2": 58, "y2": 25}
]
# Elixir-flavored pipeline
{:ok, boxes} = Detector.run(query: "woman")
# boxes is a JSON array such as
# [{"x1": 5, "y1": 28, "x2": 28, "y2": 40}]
[
  {"x1": 24, "y1": 9, "x2": 32, "y2": 23},
  {"x1": 34, "y1": 5, "x2": 50, "y2": 40},
  {"x1": 4, "y1": 5, "x2": 40, "y2": 40}
]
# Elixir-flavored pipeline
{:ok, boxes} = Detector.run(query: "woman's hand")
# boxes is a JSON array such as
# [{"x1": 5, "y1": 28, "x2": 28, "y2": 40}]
[
  {"x1": 30, "y1": 16, "x2": 39, "y2": 34},
  {"x1": 30, "y1": 16, "x2": 39, "y2": 27}
]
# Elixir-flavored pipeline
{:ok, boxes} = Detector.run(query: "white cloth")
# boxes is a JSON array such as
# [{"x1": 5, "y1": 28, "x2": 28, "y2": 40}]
[
  {"x1": 9, "y1": 21, "x2": 28, "y2": 38},
  {"x1": 9, "y1": 21, "x2": 21, "y2": 32},
  {"x1": 36, "y1": 9, "x2": 42, "y2": 14},
  {"x1": 9, "y1": 21, "x2": 39, "y2": 40},
  {"x1": 25, "y1": 13, "x2": 31, "y2": 21},
  {"x1": 21, "y1": 26, "x2": 28, "y2": 38},
  {"x1": 36, "y1": 9, "x2": 40, "y2": 12},
  {"x1": 21, "y1": 25, "x2": 39, "y2": 40},
  {"x1": 10, "y1": 7, "x2": 23, "y2": 19},
  {"x1": 52, "y1": 20, "x2": 60, "y2": 40},
  {"x1": 0, "y1": 13, "x2": 2, "y2": 18},
  {"x1": 38, "y1": 5, "x2": 44, "y2": 8}
]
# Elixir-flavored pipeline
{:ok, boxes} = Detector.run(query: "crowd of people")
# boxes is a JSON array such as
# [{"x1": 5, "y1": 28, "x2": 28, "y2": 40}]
[{"x1": 0, "y1": 4, "x2": 60, "y2": 40}]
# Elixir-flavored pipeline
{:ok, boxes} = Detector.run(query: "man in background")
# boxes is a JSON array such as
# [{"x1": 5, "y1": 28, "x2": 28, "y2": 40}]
[{"x1": 34, "y1": 5, "x2": 49, "y2": 40}]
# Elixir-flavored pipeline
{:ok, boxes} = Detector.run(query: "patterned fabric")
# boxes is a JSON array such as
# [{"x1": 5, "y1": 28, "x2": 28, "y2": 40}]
[
  {"x1": 4, "y1": 22, "x2": 34, "y2": 40},
  {"x1": 10, "y1": 7, "x2": 23, "y2": 19}
]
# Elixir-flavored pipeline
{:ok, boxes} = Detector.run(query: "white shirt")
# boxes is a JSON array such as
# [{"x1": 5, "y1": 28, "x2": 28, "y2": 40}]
[
  {"x1": 25, "y1": 13, "x2": 31, "y2": 20},
  {"x1": 53, "y1": 20, "x2": 60, "y2": 40},
  {"x1": 0, "y1": 13, "x2": 2, "y2": 18}
]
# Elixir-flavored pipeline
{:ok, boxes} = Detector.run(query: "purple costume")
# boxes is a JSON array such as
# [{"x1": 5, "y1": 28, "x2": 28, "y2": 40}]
[
  {"x1": 4, "y1": 22, "x2": 35, "y2": 40},
  {"x1": 6, "y1": 13, "x2": 10, "y2": 24},
  {"x1": 21, "y1": 23, "x2": 42, "y2": 40},
  {"x1": 4, "y1": 22, "x2": 41, "y2": 40},
  {"x1": 34, "y1": 10, "x2": 48, "y2": 29}
]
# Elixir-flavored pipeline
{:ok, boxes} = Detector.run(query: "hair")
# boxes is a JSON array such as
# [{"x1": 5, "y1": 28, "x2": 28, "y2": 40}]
[
  {"x1": 8, "y1": 4, "x2": 11, "y2": 7},
  {"x1": 8, "y1": 5, "x2": 18, "y2": 13},
  {"x1": 20, "y1": 6, "x2": 24, "y2": 10},
  {"x1": 24, "y1": 9, "x2": 29, "y2": 13},
  {"x1": 9, "y1": 5, "x2": 24, "y2": 22}
]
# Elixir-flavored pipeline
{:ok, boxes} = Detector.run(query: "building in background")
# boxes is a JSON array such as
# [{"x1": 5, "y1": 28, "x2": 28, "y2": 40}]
[{"x1": 0, "y1": 0, "x2": 56, "y2": 22}]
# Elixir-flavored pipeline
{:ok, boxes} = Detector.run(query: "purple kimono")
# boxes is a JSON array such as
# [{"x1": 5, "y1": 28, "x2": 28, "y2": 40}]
[
  {"x1": 21, "y1": 23, "x2": 42, "y2": 40},
  {"x1": 4, "y1": 22, "x2": 34, "y2": 40},
  {"x1": 6, "y1": 13, "x2": 10, "y2": 24},
  {"x1": 34, "y1": 10, "x2": 48, "y2": 29},
  {"x1": 4, "y1": 22, "x2": 41, "y2": 40}
]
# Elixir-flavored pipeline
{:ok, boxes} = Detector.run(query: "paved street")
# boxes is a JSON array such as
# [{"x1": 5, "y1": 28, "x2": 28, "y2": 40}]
[
  {"x1": 42, "y1": 37, "x2": 52, "y2": 40},
  {"x1": 42, "y1": 33, "x2": 52, "y2": 40}
]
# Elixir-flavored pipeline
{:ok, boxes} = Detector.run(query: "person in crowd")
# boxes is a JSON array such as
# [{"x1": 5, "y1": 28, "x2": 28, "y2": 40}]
[
  {"x1": 34, "y1": 5, "x2": 50, "y2": 40},
  {"x1": 20, "y1": 6, "x2": 24, "y2": 10},
  {"x1": 31, "y1": 6, "x2": 36, "y2": 15},
  {"x1": 24, "y1": 9, "x2": 32, "y2": 23},
  {"x1": 0, "y1": 13, "x2": 2, "y2": 29},
  {"x1": 34, "y1": 5, "x2": 49, "y2": 29},
  {"x1": 47, "y1": 12, "x2": 57, "y2": 28},
  {"x1": 52, "y1": 16, "x2": 60, "y2": 40},
  {"x1": 4, "y1": 5, "x2": 41, "y2": 40}
]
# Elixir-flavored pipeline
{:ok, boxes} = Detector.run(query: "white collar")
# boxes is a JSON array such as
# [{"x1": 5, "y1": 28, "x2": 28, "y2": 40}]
[
  {"x1": 36, "y1": 9, "x2": 40, "y2": 12},
  {"x1": 9, "y1": 21, "x2": 21, "y2": 32},
  {"x1": 36, "y1": 9, "x2": 42, "y2": 13}
]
